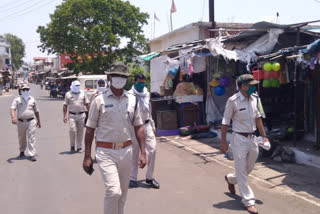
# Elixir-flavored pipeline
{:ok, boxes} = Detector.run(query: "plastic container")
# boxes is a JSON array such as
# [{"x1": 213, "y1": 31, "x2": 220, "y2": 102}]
[
  {"x1": 252, "y1": 67, "x2": 264, "y2": 80},
  {"x1": 263, "y1": 71, "x2": 272, "y2": 79},
  {"x1": 262, "y1": 80, "x2": 272, "y2": 88},
  {"x1": 256, "y1": 136, "x2": 271, "y2": 151}
]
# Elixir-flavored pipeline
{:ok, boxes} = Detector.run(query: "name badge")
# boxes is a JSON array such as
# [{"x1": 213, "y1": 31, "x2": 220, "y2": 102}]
[
  {"x1": 239, "y1": 108, "x2": 246, "y2": 111},
  {"x1": 105, "y1": 104, "x2": 113, "y2": 108}
]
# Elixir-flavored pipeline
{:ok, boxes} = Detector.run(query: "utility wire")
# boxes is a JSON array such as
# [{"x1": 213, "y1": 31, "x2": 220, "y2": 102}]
[
  {"x1": 0, "y1": 0, "x2": 51, "y2": 20},
  {"x1": 314, "y1": 0, "x2": 320, "y2": 3},
  {"x1": 0, "y1": 0, "x2": 59, "y2": 22},
  {"x1": 0, "y1": 0, "x2": 37, "y2": 13},
  {"x1": 0, "y1": 0, "x2": 27, "y2": 10}
]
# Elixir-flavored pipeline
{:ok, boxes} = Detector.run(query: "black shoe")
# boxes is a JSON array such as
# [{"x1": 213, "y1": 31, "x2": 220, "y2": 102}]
[
  {"x1": 77, "y1": 148, "x2": 82, "y2": 152},
  {"x1": 70, "y1": 147, "x2": 75, "y2": 152},
  {"x1": 146, "y1": 179, "x2": 160, "y2": 189},
  {"x1": 29, "y1": 156, "x2": 37, "y2": 162},
  {"x1": 19, "y1": 152, "x2": 25, "y2": 158},
  {"x1": 129, "y1": 180, "x2": 138, "y2": 188}
]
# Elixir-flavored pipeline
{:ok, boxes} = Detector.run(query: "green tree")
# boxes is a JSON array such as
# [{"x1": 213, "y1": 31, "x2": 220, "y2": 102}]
[
  {"x1": 37, "y1": 0, "x2": 149, "y2": 74},
  {"x1": 3, "y1": 34, "x2": 25, "y2": 70}
]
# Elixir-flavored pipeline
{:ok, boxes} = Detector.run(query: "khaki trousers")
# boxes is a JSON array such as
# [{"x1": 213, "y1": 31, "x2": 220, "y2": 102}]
[
  {"x1": 17, "y1": 119, "x2": 37, "y2": 156},
  {"x1": 68, "y1": 113, "x2": 85, "y2": 149},
  {"x1": 226, "y1": 133, "x2": 259, "y2": 207},
  {"x1": 96, "y1": 146, "x2": 133, "y2": 214},
  {"x1": 130, "y1": 122, "x2": 157, "y2": 181}
]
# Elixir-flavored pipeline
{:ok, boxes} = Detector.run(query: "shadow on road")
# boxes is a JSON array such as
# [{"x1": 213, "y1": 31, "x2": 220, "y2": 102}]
[
  {"x1": 213, "y1": 192, "x2": 263, "y2": 211},
  {"x1": 35, "y1": 96, "x2": 63, "y2": 101},
  {"x1": 59, "y1": 151, "x2": 76, "y2": 155},
  {"x1": 7, "y1": 156, "x2": 27, "y2": 163}
]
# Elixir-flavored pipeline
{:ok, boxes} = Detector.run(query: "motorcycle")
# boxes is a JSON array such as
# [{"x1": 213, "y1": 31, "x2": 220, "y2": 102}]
[{"x1": 50, "y1": 87, "x2": 58, "y2": 98}]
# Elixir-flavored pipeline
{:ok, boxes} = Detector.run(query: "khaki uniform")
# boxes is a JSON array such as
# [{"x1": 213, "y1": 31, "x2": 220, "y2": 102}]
[
  {"x1": 128, "y1": 89, "x2": 157, "y2": 181},
  {"x1": 86, "y1": 89, "x2": 143, "y2": 214},
  {"x1": 64, "y1": 91, "x2": 88, "y2": 149},
  {"x1": 222, "y1": 92, "x2": 261, "y2": 207},
  {"x1": 11, "y1": 96, "x2": 39, "y2": 156}
]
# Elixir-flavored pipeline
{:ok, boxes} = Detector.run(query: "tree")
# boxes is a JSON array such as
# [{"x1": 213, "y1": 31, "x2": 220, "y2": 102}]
[
  {"x1": 3, "y1": 34, "x2": 25, "y2": 70},
  {"x1": 37, "y1": 0, "x2": 149, "y2": 74}
]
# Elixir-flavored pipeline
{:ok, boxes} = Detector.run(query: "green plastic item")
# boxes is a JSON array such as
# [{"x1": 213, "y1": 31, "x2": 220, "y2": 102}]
[
  {"x1": 271, "y1": 79, "x2": 280, "y2": 88},
  {"x1": 262, "y1": 80, "x2": 271, "y2": 88}
]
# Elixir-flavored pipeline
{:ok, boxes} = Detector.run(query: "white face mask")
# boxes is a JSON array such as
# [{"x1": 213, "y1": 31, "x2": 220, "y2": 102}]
[
  {"x1": 71, "y1": 85, "x2": 80, "y2": 93},
  {"x1": 21, "y1": 91, "x2": 30, "y2": 101},
  {"x1": 111, "y1": 77, "x2": 127, "y2": 89},
  {"x1": 97, "y1": 86, "x2": 106, "y2": 92}
]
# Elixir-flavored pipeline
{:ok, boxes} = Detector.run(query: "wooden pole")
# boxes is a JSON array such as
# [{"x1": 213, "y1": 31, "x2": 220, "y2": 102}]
[{"x1": 209, "y1": 0, "x2": 216, "y2": 38}]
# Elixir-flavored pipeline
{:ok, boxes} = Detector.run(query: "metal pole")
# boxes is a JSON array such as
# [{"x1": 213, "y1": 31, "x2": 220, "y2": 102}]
[
  {"x1": 209, "y1": 0, "x2": 216, "y2": 38},
  {"x1": 170, "y1": 12, "x2": 173, "y2": 31}
]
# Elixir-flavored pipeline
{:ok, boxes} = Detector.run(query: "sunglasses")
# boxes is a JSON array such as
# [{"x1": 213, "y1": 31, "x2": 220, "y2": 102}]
[{"x1": 21, "y1": 89, "x2": 29, "y2": 91}]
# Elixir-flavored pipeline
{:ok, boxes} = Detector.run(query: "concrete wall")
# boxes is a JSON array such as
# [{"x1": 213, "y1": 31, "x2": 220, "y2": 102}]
[{"x1": 150, "y1": 25, "x2": 200, "y2": 52}]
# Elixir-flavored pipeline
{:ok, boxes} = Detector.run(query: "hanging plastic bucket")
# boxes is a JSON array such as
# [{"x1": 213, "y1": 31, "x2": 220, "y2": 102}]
[
  {"x1": 271, "y1": 79, "x2": 280, "y2": 88},
  {"x1": 263, "y1": 71, "x2": 272, "y2": 80},
  {"x1": 252, "y1": 67, "x2": 264, "y2": 80},
  {"x1": 262, "y1": 80, "x2": 272, "y2": 88},
  {"x1": 272, "y1": 71, "x2": 280, "y2": 79}
]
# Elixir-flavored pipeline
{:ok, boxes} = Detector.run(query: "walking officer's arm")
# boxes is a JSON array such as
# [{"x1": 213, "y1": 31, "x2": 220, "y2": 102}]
[
  {"x1": 10, "y1": 99, "x2": 17, "y2": 124},
  {"x1": 220, "y1": 99, "x2": 234, "y2": 154},
  {"x1": 256, "y1": 117, "x2": 267, "y2": 139},
  {"x1": 63, "y1": 93, "x2": 69, "y2": 123},
  {"x1": 134, "y1": 125, "x2": 147, "y2": 169}
]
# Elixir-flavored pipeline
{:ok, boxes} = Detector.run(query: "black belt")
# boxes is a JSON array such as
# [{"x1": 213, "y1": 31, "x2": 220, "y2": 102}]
[
  {"x1": 18, "y1": 118, "x2": 34, "y2": 122},
  {"x1": 235, "y1": 132, "x2": 255, "y2": 138},
  {"x1": 144, "y1": 120, "x2": 150, "y2": 124},
  {"x1": 69, "y1": 111, "x2": 84, "y2": 115}
]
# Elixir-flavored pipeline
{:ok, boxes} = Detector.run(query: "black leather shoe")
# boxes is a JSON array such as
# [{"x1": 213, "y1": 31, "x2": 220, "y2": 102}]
[
  {"x1": 146, "y1": 179, "x2": 160, "y2": 189},
  {"x1": 70, "y1": 147, "x2": 75, "y2": 152},
  {"x1": 19, "y1": 152, "x2": 25, "y2": 158},
  {"x1": 29, "y1": 156, "x2": 37, "y2": 162},
  {"x1": 77, "y1": 148, "x2": 82, "y2": 152},
  {"x1": 225, "y1": 176, "x2": 236, "y2": 194},
  {"x1": 129, "y1": 180, "x2": 138, "y2": 188}
]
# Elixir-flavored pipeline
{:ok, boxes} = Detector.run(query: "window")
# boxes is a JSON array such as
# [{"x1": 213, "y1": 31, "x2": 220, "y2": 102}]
[
  {"x1": 5, "y1": 59, "x2": 10, "y2": 65},
  {"x1": 6, "y1": 47, "x2": 9, "y2": 54},
  {"x1": 85, "y1": 80, "x2": 98, "y2": 89}
]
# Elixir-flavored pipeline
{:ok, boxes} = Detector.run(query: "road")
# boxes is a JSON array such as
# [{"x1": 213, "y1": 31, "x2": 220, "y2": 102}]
[{"x1": 0, "y1": 84, "x2": 319, "y2": 214}]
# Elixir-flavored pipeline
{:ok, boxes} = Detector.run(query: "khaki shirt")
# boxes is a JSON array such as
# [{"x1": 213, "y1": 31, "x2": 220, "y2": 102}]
[
  {"x1": 11, "y1": 96, "x2": 39, "y2": 120},
  {"x1": 222, "y1": 92, "x2": 261, "y2": 133},
  {"x1": 64, "y1": 91, "x2": 88, "y2": 113},
  {"x1": 129, "y1": 89, "x2": 155, "y2": 130},
  {"x1": 86, "y1": 89, "x2": 143, "y2": 143}
]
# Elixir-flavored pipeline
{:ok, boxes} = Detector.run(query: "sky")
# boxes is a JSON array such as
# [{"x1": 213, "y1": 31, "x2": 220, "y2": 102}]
[{"x1": 0, "y1": 0, "x2": 320, "y2": 63}]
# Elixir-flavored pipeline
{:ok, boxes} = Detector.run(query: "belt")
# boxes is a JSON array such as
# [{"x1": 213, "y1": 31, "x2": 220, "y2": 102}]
[
  {"x1": 235, "y1": 132, "x2": 255, "y2": 138},
  {"x1": 144, "y1": 120, "x2": 150, "y2": 124},
  {"x1": 96, "y1": 140, "x2": 132, "y2": 150},
  {"x1": 18, "y1": 118, "x2": 34, "y2": 122},
  {"x1": 69, "y1": 111, "x2": 84, "y2": 115}
]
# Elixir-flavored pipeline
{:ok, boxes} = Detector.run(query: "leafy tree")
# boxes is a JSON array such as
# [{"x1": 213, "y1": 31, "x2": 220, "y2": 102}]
[
  {"x1": 37, "y1": 0, "x2": 149, "y2": 74},
  {"x1": 3, "y1": 34, "x2": 25, "y2": 70}
]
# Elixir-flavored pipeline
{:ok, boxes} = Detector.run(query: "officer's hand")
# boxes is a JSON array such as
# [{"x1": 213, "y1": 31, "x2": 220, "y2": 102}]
[
  {"x1": 138, "y1": 153, "x2": 147, "y2": 168},
  {"x1": 63, "y1": 117, "x2": 68, "y2": 123},
  {"x1": 37, "y1": 121, "x2": 41, "y2": 128},
  {"x1": 83, "y1": 156, "x2": 93, "y2": 174},
  {"x1": 11, "y1": 118, "x2": 17, "y2": 125},
  {"x1": 220, "y1": 141, "x2": 227, "y2": 154}
]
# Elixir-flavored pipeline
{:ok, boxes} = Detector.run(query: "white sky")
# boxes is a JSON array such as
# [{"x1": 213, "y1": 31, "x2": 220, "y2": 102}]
[{"x1": 0, "y1": 0, "x2": 320, "y2": 63}]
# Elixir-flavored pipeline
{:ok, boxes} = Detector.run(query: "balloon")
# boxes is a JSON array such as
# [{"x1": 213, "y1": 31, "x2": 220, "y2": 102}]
[
  {"x1": 263, "y1": 62, "x2": 272, "y2": 72},
  {"x1": 272, "y1": 62, "x2": 280, "y2": 71},
  {"x1": 214, "y1": 86, "x2": 225, "y2": 96},
  {"x1": 168, "y1": 67, "x2": 178, "y2": 78},
  {"x1": 219, "y1": 77, "x2": 230, "y2": 87},
  {"x1": 262, "y1": 80, "x2": 271, "y2": 88},
  {"x1": 209, "y1": 79, "x2": 219, "y2": 87},
  {"x1": 271, "y1": 79, "x2": 280, "y2": 88}
]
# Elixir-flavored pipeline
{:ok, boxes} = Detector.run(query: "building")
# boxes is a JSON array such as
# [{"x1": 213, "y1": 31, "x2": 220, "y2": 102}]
[{"x1": 0, "y1": 38, "x2": 12, "y2": 70}]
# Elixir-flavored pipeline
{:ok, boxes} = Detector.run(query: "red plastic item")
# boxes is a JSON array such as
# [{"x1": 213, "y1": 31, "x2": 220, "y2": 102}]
[
  {"x1": 272, "y1": 71, "x2": 280, "y2": 79},
  {"x1": 252, "y1": 67, "x2": 264, "y2": 80},
  {"x1": 263, "y1": 71, "x2": 272, "y2": 80}
]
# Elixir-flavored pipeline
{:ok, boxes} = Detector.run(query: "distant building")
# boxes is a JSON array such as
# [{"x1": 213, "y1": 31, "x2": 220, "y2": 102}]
[{"x1": 0, "y1": 38, "x2": 12, "y2": 70}]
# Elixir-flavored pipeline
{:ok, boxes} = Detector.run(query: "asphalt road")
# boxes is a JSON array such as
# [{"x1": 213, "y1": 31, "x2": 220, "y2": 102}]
[{"x1": 0, "y1": 84, "x2": 319, "y2": 214}]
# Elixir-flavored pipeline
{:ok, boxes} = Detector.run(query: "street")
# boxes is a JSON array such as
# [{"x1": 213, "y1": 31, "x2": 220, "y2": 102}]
[{"x1": 0, "y1": 84, "x2": 319, "y2": 214}]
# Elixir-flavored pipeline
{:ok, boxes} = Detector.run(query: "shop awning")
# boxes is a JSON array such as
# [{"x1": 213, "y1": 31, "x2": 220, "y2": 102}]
[
  {"x1": 60, "y1": 75, "x2": 78, "y2": 79},
  {"x1": 138, "y1": 52, "x2": 160, "y2": 61}
]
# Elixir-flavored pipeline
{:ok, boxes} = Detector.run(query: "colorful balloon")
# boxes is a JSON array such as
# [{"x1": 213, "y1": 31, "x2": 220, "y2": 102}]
[
  {"x1": 219, "y1": 77, "x2": 230, "y2": 87},
  {"x1": 262, "y1": 80, "x2": 271, "y2": 88},
  {"x1": 209, "y1": 79, "x2": 219, "y2": 87},
  {"x1": 272, "y1": 62, "x2": 281, "y2": 71},
  {"x1": 214, "y1": 86, "x2": 225, "y2": 96},
  {"x1": 263, "y1": 62, "x2": 272, "y2": 72}
]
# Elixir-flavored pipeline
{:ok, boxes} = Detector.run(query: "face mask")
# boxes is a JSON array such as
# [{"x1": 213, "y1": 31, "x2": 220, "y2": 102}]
[
  {"x1": 71, "y1": 85, "x2": 80, "y2": 93},
  {"x1": 21, "y1": 91, "x2": 30, "y2": 101},
  {"x1": 245, "y1": 85, "x2": 256, "y2": 96},
  {"x1": 134, "y1": 82, "x2": 145, "y2": 92},
  {"x1": 97, "y1": 86, "x2": 106, "y2": 92},
  {"x1": 111, "y1": 77, "x2": 127, "y2": 89}
]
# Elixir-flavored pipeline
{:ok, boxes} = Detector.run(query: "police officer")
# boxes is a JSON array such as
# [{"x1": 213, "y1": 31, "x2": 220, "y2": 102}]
[
  {"x1": 10, "y1": 84, "x2": 41, "y2": 161},
  {"x1": 87, "y1": 79, "x2": 106, "y2": 107},
  {"x1": 63, "y1": 80, "x2": 89, "y2": 152},
  {"x1": 129, "y1": 74, "x2": 160, "y2": 189},
  {"x1": 220, "y1": 74, "x2": 268, "y2": 214},
  {"x1": 83, "y1": 64, "x2": 147, "y2": 214}
]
